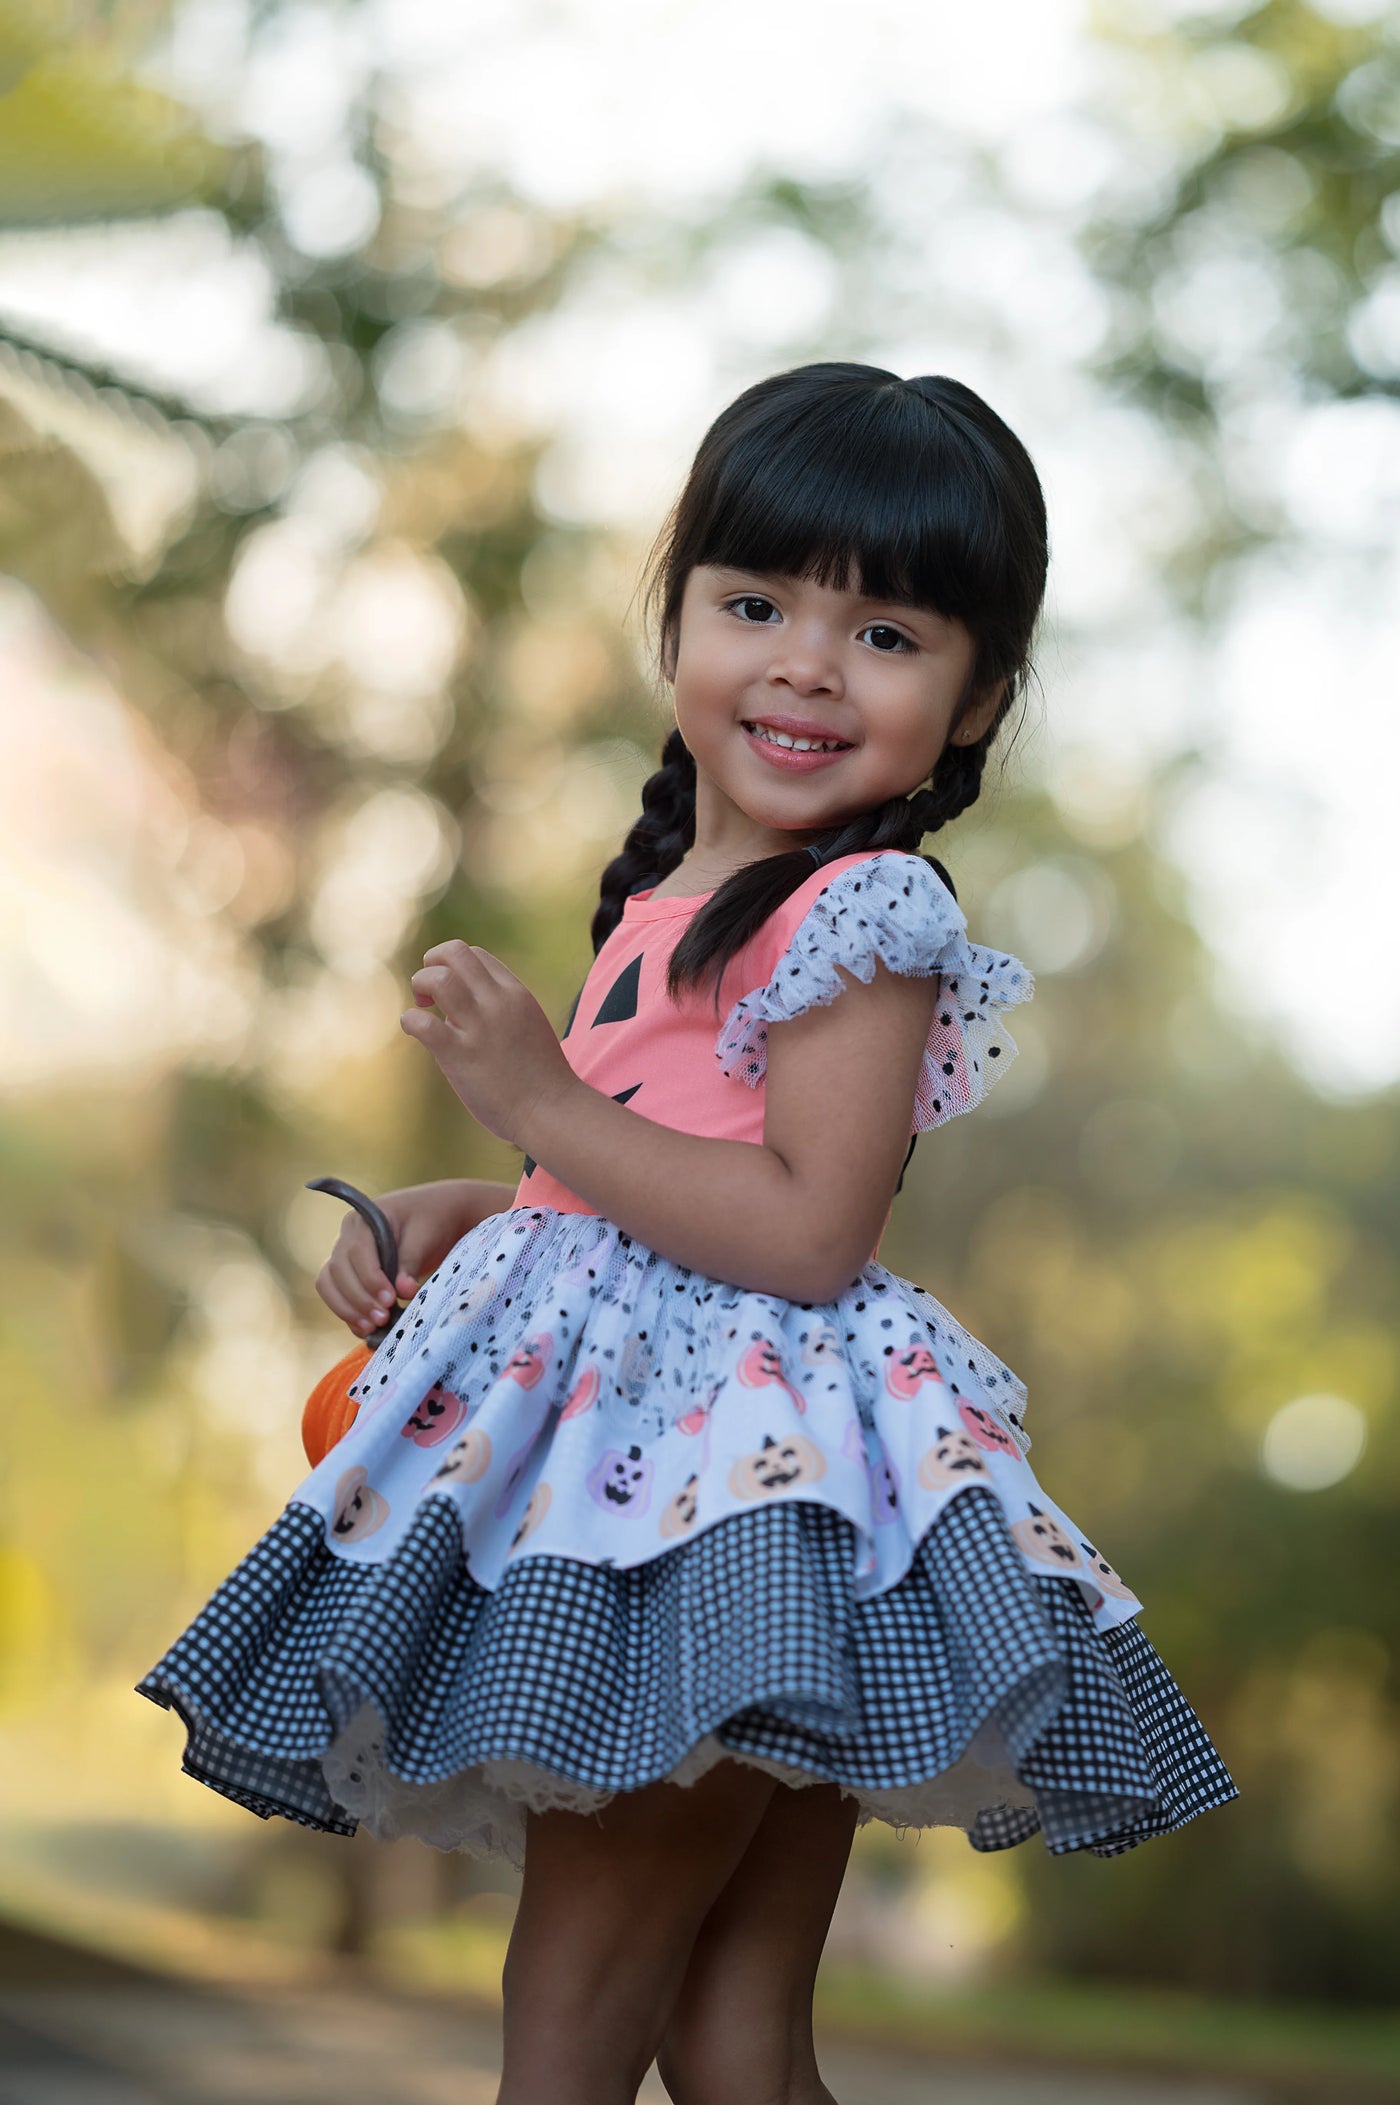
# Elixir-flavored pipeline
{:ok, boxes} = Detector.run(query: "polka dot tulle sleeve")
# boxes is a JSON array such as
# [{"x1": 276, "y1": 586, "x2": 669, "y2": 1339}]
[{"x1": 714, "y1": 852, "x2": 1034, "y2": 1130}]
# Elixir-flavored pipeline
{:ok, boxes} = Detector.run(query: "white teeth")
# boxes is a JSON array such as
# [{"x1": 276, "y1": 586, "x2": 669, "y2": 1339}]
[{"x1": 749, "y1": 724, "x2": 848, "y2": 753}]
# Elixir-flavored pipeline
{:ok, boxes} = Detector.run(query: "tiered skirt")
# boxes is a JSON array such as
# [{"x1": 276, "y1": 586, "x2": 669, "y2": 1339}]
[{"x1": 138, "y1": 1207, "x2": 1237, "y2": 1867}]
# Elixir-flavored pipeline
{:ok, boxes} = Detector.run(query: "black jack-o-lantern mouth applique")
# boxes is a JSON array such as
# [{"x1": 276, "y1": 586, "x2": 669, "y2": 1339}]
[
  {"x1": 522, "y1": 958, "x2": 648, "y2": 1178},
  {"x1": 522, "y1": 1082, "x2": 642, "y2": 1179}
]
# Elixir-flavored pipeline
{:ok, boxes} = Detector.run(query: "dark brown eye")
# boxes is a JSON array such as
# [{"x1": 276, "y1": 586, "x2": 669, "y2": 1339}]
[{"x1": 863, "y1": 623, "x2": 913, "y2": 653}]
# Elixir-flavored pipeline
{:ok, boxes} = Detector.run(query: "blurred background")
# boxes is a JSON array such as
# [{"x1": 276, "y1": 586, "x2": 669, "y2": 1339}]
[{"x1": 2, "y1": 0, "x2": 1398, "y2": 2097}]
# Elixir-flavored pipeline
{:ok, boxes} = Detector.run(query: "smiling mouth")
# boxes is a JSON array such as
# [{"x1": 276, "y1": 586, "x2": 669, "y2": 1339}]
[{"x1": 742, "y1": 721, "x2": 854, "y2": 753}]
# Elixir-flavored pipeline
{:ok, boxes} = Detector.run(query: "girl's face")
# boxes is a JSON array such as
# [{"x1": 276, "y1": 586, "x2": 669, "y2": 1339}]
[{"x1": 666, "y1": 565, "x2": 1002, "y2": 865}]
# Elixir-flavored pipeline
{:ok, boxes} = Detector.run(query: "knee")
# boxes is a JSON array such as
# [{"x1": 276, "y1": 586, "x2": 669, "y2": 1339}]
[{"x1": 656, "y1": 2007, "x2": 807, "y2": 2105}]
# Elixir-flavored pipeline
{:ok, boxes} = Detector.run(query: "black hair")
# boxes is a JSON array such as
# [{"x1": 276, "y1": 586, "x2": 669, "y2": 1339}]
[{"x1": 590, "y1": 361, "x2": 1048, "y2": 1011}]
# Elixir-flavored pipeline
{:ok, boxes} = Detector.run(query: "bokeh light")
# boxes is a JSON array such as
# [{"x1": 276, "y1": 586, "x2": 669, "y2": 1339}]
[{"x1": 1261, "y1": 1392, "x2": 1368, "y2": 1492}]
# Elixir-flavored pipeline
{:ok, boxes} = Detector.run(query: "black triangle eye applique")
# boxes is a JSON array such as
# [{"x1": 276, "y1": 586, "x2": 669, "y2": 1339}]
[
  {"x1": 590, "y1": 953, "x2": 642, "y2": 1026},
  {"x1": 521, "y1": 951, "x2": 647, "y2": 1178}
]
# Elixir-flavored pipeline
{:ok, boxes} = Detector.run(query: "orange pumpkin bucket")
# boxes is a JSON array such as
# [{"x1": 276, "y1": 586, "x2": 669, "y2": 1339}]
[{"x1": 301, "y1": 1177, "x2": 406, "y2": 1467}]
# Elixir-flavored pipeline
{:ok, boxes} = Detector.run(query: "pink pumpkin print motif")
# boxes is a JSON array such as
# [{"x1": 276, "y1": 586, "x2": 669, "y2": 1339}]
[
  {"x1": 884, "y1": 1342, "x2": 945, "y2": 1401},
  {"x1": 868, "y1": 1447, "x2": 901, "y2": 1525},
  {"x1": 506, "y1": 1334, "x2": 553, "y2": 1389},
  {"x1": 587, "y1": 1444, "x2": 654, "y2": 1517},
  {"x1": 957, "y1": 1399, "x2": 1020, "y2": 1459},
  {"x1": 1011, "y1": 1503, "x2": 1081, "y2": 1570},
  {"x1": 331, "y1": 1466, "x2": 389, "y2": 1543},
  {"x1": 659, "y1": 1473, "x2": 699, "y2": 1541},
  {"x1": 511, "y1": 1482, "x2": 552, "y2": 1549},
  {"x1": 1080, "y1": 1540, "x2": 1137, "y2": 1601},
  {"x1": 917, "y1": 1424, "x2": 991, "y2": 1491},
  {"x1": 736, "y1": 1336, "x2": 806, "y2": 1415},
  {"x1": 402, "y1": 1380, "x2": 468, "y2": 1447},
  {"x1": 560, "y1": 1364, "x2": 601, "y2": 1420},
  {"x1": 430, "y1": 1427, "x2": 492, "y2": 1485}
]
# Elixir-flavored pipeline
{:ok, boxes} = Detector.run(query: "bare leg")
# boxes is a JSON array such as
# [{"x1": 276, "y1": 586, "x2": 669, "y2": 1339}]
[
  {"x1": 497, "y1": 1758, "x2": 779, "y2": 2105},
  {"x1": 655, "y1": 1777, "x2": 860, "y2": 2105}
]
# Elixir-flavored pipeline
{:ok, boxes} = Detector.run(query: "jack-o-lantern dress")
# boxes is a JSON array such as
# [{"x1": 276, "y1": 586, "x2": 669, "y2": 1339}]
[{"x1": 137, "y1": 849, "x2": 1236, "y2": 1866}]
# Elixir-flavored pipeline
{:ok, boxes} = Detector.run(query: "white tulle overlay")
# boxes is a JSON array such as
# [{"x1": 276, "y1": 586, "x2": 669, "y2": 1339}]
[
  {"x1": 296, "y1": 1207, "x2": 1051, "y2": 1603},
  {"x1": 714, "y1": 852, "x2": 1032, "y2": 1129}
]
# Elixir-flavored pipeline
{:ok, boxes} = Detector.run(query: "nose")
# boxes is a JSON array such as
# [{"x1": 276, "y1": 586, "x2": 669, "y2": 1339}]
[{"x1": 766, "y1": 620, "x2": 843, "y2": 696}]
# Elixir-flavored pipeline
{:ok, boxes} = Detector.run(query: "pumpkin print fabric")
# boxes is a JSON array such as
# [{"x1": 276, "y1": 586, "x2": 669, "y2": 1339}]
[{"x1": 137, "y1": 850, "x2": 1237, "y2": 1866}]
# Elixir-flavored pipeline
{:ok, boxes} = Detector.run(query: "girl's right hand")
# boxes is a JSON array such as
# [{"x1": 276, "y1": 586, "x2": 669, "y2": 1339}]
[{"x1": 314, "y1": 1181, "x2": 481, "y2": 1339}]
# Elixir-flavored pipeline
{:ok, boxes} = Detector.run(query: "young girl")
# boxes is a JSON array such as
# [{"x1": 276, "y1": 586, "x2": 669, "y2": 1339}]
[{"x1": 138, "y1": 363, "x2": 1237, "y2": 2105}]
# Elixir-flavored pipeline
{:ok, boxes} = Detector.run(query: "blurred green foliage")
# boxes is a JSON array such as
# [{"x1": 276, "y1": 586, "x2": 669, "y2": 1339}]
[{"x1": 0, "y1": 0, "x2": 1395, "y2": 2023}]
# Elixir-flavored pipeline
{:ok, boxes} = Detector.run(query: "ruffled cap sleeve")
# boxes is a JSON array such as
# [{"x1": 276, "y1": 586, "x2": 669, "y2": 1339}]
[{"x1": 714, "y1": 851, "x2": 1033, "y2": 1131}]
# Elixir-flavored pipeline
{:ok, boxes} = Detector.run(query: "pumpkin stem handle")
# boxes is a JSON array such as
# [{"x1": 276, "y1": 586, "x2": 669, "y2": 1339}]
[{"x1": 306, "y1": 1177, "x2": 405, "y2": 1345}]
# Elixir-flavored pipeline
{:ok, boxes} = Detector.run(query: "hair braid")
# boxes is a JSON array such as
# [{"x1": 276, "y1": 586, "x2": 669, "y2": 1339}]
[
  {"x1": 590, "y1": 726, "x2": 696, "y2": 954},
  {"x1": 797, "y1": 701, "x2": 1004, "y2": 877}
]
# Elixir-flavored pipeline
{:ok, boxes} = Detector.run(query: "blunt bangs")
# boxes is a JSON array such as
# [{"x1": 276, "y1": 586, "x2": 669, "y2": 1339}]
[{"x1": 690, "y1": 381, "x2": 1009, "y2": 638}]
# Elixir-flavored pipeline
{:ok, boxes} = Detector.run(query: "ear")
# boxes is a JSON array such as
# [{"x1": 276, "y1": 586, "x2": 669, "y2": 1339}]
[
  {"x1": 952, "y1": 677, "x2": 1007, "y2": 748},
  {"x1": 660, "y1": 623, "x2": 678, "y2": 684}
]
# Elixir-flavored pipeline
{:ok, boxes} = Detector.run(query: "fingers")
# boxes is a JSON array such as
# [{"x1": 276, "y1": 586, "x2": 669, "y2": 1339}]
[
  {"x1": 405, "y1": 966, "x2": 458, "y2": 1034},
  {"x1": 410, "y1": 944, "x2": 513, "y2": 1025},
  {"x1": 314, "y1": 1222, "x2": 402, "y2": 1338},
  {"x1": 421, "y1": 939, "x2": 497, "y2": 971}
]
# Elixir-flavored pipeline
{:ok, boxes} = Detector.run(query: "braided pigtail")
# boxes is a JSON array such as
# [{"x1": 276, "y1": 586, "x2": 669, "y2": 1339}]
[{"x1": 589, "y1": 726, "x2": 697, "y2": 955}]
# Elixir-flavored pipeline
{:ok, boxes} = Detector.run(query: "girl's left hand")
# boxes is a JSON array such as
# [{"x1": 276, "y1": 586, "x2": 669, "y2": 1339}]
[{"x1": 401, "y1": 940, "x2": 576, "y2": 1148}]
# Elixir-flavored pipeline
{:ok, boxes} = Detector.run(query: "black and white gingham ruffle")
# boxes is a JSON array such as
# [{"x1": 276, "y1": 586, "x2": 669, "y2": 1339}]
[{"x1": 136, "y1": 1486, "x2": 1236, "y2": 1868}]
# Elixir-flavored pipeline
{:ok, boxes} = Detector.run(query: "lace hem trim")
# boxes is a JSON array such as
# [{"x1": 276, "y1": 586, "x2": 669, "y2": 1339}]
[{"x1": 319, "y1": 1700, "x2": 1039, "y2": 1869}]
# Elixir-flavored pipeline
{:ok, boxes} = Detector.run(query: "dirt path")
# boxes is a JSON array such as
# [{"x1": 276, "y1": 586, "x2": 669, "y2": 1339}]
[{"x1": 0, "y1": 1920, "x2": 1265, "y2": 2105}]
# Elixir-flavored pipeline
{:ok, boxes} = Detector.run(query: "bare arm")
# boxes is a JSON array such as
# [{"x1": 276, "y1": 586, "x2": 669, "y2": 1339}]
[
  {"x1": 444, "y1": 1177, "x2": 521, "y2": 1228},
  {"x1": 517, "y1": 960, "x2": 940, "y2": 1304}
]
